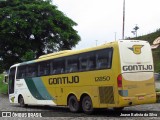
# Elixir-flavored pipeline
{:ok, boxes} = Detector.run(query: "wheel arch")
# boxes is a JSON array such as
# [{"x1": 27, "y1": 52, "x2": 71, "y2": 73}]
[
  {"x1": 80, "y1": 93, "x2": 94, "y2": 114},
  {"x1": 67, "y1": 92, "x2": 92, "y2": 105},
  {"x1": 67, "y1": 93, "x2": 78, "y2": 105},
  {"x1": 80, "y1": 93, "x2": 91, "y2": 104}
]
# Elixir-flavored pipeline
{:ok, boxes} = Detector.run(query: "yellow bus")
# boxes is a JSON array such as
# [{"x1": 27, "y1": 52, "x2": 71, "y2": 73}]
[{"x1": 8, "y1": 40, "x2": 156, "y2": 114}]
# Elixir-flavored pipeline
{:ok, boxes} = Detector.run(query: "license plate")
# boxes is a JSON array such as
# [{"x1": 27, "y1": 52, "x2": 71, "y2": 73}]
[{"x1": 138, "y1": 96, "x2": 144, "y2": 100}]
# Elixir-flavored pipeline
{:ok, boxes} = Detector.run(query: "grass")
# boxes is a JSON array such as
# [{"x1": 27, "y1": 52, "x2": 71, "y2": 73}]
[
  {"x1": 0, "y1": 74, "x2": 8, "y2": 94},
  {"x1": 156, "y1": 88, "x2": 160, "y2": 92}
]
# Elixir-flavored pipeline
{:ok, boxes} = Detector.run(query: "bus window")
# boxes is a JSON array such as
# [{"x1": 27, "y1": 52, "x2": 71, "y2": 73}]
[
  {"x1": 39, "y1": 61, "x2": 50, "y2": 76},
  {"x1": 52, "y1": 59, "x2": 65, "y2": 74},
  {"x1": 107, "y1": 48, "x2": 113, "y2": 68},
  {"x1": 26, "y1": 64, "x2": 38, "y2": 77},
  {"x1": 66, "y1": 56, "x2": 79, "y2": 73},
  {"x1": 80, "y1": 57, "x2": 88, "y2": 71},
  {"x1": 80, "y1": 52, "x2": 96, "y2": 71},
  {"x1": 88, "y1": 53, "x2": 96, "y2": 70},
  {"x1": 97, "y1": 48, "x2": 113, "y2": 69},
  {"x1": 17, "y1": 65, "x2": 26, "y2": 79},
  {"x1": 9, "y1": 67, "x2": 16, "y2": 94}
]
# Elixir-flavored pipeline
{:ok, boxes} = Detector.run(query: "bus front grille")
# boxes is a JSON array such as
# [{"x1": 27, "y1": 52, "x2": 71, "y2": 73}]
[{"x1": 99, "y1": 86, "x2": 114, "y2": 104}]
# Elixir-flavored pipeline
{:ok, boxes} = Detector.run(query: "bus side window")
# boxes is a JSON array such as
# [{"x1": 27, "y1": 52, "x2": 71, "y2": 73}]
[
  {"x1": 26, "y1": 64, "x2": 38, "y2": 77},
  {"x1": 97, "y1": 48, "x2": 113, "y2": 69},
  {"x1": 79, "y1": 57, "x2": 87, "y2": 71},
  {"x1": 97, "y1": 51, "x2": 108, "y2": 69},
  {"x1": 17, "y1": 66, "x2": 26, "y2": 79},
  {"x1": 66, "y1": 56, "x2": 79, "y2": 73},
  {"x1": 107, "y1": 49, "x2": 113, "y2": 69},
  {"x1": 52, "y1": 59, "x2": 65, "y2": 74},
  {"x1": 39, "y1": 61, "x2": 50, "y2": 76},
  {"x1": 79, "y1": 52, "x2": 96, "y2": 71},
  {"x1": 87, "y1": 54, "x2": 96, "y2": 70}
]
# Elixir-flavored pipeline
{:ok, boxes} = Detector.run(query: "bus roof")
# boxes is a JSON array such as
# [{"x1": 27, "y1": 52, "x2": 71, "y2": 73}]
[
  {"x1": 9, "y1": 40, "x2": 148, "y2": 68},
  {"x1": 36, "y1": 41, "x2": 118, "y2": 62},
  {"x1": 39, "y1": 50, "x2": 71, "y2": 59}
]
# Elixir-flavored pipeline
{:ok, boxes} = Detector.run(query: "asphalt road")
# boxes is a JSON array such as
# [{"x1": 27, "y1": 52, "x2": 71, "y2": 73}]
[{"x1": 0, "y1": 94, "x2": 160, "y2": 120}]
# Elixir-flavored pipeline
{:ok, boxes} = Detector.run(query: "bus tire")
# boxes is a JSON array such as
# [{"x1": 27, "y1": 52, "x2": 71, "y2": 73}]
[
  {"x1": 19, "y1": 95, "x2": 26, "y2": 107},
  {"x1": 68, "y1": 95, "x2": 80, "y2": 113},
  {"x1": 82, "y1": 95, "x2": 94, "y2": 114}
]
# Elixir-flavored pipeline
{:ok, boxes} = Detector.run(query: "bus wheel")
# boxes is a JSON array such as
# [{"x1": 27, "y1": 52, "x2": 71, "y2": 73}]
[
  {"x1": 19, "y1": 96, "x2": 25, "y2": 107},
  {"x1": 82, "y1": 96, "x2": 93, "y2": 114},
  {"x1": 68, "y1": 95, "x2": 80, "y2": 113}
]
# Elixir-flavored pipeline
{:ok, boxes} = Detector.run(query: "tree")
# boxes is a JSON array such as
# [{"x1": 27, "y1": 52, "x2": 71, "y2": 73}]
[{"x1": 0, "y1": 0, "x2": 80, "y2": 70}]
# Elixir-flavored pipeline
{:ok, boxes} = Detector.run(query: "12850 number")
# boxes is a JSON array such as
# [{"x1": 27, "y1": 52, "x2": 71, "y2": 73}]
[{"x1": 95, "y1": 76, "x2": 110, "y2": 82}]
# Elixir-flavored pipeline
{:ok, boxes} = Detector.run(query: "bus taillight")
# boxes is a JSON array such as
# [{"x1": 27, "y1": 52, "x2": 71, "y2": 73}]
[{"x1": 117, "y1": 74, "x2": 122, "y2": 88}]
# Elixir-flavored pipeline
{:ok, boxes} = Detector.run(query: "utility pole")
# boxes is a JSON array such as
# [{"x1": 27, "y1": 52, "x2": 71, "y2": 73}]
[
  {"x1": 95, "y1": 40, "x2": 98, "y2": 46},
  {"x1": 122, "y1": 0, "x2": 125, "y2": 39},
  {"x1": 115, "y1": 32, "x2": 117, "y2": 41}
]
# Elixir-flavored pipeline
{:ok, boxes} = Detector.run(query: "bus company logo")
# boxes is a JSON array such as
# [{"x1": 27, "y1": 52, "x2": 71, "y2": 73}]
[
  {"x1": 11, "y1": 97, "x2": 15, "y2": 102},
  {"x1": 128, "y1": 45, "x2": 144, "y2": 54}
]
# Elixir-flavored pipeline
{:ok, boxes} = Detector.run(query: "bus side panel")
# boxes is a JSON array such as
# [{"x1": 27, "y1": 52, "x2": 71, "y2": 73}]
[
  {"x1": 41, "y1": 71, "x2": 116, "y2": 108},
  {"x1": 59, "y1": 86, "x2": 100, "y2": 107},
  {"x1": 10, "y1": 77, "x2": 57, "y2": 106},
  {"x1": 9, "y1": 78, "x2": 36, "y2": 104},
  {"x1": 41, "y1": 43, "x2": 121, "y2": 108}
]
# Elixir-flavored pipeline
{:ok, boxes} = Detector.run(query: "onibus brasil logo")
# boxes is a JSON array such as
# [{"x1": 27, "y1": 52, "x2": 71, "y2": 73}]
[{"x1": 128, "y1": 45, "x2": 144, "y2": 55}]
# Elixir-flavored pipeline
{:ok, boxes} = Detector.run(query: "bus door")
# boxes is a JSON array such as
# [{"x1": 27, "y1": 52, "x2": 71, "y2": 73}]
[{"x1": 9, "y1": 67, "x2": 16, "y2": 94}]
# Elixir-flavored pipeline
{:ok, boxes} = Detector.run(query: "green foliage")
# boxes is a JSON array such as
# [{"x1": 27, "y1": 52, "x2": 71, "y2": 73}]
[
  {"x1": 156, "y1": 89, "x2": 160, "y2": 92},
  {"x1": 0, "y1": 0, "x2": 80, "y2": 70},
  {"x1": 0, "y1": 74, "x2": 8, "y2": 94},
  {"x1": 21, "y1": 50, "x2": 35, "y2": 61},
  {"x1": 131, "y1": 29, "x2": 160, "y2": 44},
  {"x1": 151, "y1": 49, "x2": 160, "y2": 73},
  {"x1": 0, "y1": 60, "x2": 4, "y2": 73}
]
